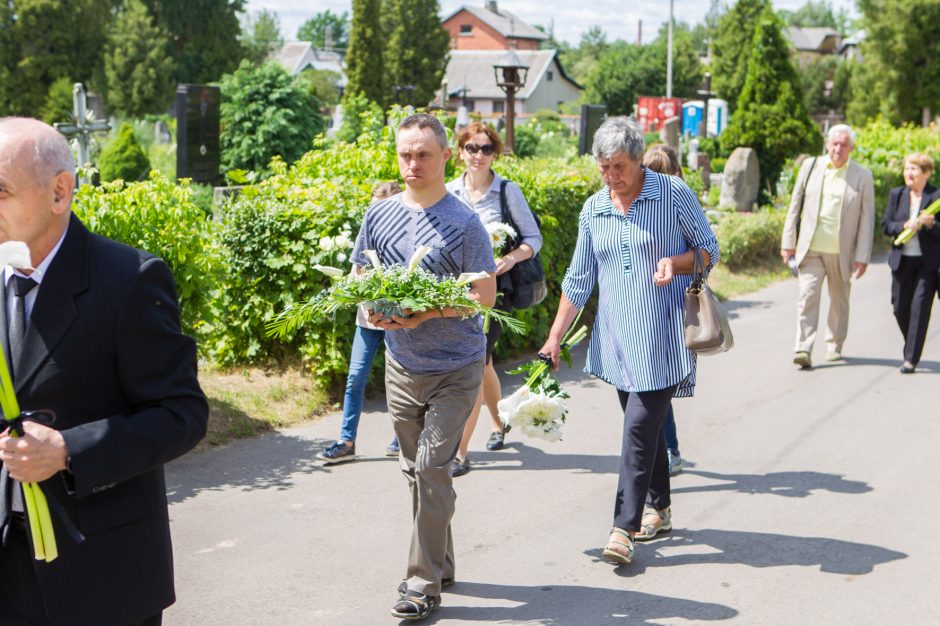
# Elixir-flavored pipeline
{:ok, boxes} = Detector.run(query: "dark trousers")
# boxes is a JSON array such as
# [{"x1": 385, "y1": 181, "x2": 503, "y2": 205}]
[
  {"x1": 0, "y1": 520, "x2": 162, "y2": 626},
  {"x1": 614, "y1": 386, "x2": 677, "y2": 531},
  {"x1": 891, "y1": 255, "x2": 937, "y2": 365}
]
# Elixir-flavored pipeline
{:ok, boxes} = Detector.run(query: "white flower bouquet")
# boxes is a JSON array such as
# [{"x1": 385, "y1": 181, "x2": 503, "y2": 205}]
[
  {"x1": 497, "y1": 321, "x2": 589, "y2": 442},
  {"x1": 267, "y1": 245, "x2": 526, "y2": 337},
  {"x1": 484, "y1": 222, "x2": 517, "y2": 257}
]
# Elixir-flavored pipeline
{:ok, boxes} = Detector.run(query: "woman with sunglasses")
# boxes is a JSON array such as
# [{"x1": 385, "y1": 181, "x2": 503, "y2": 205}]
[{"x1": 445, "y1": 122, "x2": 543, "y2": 477}]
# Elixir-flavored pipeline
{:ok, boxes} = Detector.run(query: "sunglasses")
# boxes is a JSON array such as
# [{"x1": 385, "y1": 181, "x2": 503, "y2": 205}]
[{"x1": 463, "y1": 143, "x2": 496, "y2": 156}]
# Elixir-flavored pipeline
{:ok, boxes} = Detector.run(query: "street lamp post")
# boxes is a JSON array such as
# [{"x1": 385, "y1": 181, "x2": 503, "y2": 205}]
[
  {"x1": 667, "y1": 0, "x2": 674, "y2": 99},
  {"x1": 493, "y1": 49, "x2": 529, "y2": 154}
]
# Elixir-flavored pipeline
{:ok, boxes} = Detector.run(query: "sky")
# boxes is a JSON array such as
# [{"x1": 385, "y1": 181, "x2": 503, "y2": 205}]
[{"x1": 245, "y1": 0, "x2": 859, "y2": 47}]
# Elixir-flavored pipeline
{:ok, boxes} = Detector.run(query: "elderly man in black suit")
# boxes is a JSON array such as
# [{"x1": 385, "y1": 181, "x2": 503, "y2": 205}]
[{"x1": 0, "y1": 117, "x2": 208, "y2": 625}]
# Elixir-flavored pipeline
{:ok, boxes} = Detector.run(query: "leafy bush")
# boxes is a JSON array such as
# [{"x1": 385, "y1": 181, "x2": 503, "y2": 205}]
[
  {"x1": 73, "y1": 172, "x2": 221, "y2": 337},
  {"x1": 710, "y1": 156, "x2": 727, "y2": 173},
  {"x1": 98, "y1": 123, "x2": 151, "y2": 182},
  {"x1": 684, "y1": 168, "x2": 706, "y2": 199},
  {"x1": 713, "y1": 208, "x2": 786, "y2": 271},
  {"x1": 491, "y1": 156, "x2": 601, "y2": 357},
  {"x1": 219, "y1": 61, "x2": 325, "y2": 175},
  {"x1": 513, "y1": 110, "x2": 575, "y2": 160}
]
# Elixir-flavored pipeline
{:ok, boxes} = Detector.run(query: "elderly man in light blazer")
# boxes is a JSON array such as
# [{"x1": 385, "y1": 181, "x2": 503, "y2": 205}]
[{"x1": 781, "y1": 124, "x2": 875, "y2": 369}]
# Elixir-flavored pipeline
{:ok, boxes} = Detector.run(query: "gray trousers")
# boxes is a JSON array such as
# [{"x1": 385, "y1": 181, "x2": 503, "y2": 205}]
[{"x1": 385, "y1": 355, "x2": 484, "y2": 596}]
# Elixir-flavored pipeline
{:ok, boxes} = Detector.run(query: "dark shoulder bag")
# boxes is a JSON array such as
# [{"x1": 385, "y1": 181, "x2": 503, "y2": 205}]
[
  {"x1": 794, "y1": 156, "x2": 819, "y2": 240},
  {"x1": 498, "y1": 179, "x2": 547, "y2": 309}
]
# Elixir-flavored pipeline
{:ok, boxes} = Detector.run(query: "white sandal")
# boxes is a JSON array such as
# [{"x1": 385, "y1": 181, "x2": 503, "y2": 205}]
[
  {"x1": 602, "y1": 527, "x2": 634, "y2": 564},
  {"x1": 635, "y1": 506, "x2": 672, "y2": 542}
]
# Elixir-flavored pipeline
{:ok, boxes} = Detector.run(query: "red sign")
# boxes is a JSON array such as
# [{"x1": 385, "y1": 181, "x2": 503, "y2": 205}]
[{"x1": 636, "y1": 96, "x2": 686, "y2": 132}]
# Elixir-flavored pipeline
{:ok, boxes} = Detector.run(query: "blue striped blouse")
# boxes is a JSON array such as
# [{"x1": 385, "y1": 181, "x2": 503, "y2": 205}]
[{"x1": 561, "y1": 169, "x2": 720, "y2": 397}]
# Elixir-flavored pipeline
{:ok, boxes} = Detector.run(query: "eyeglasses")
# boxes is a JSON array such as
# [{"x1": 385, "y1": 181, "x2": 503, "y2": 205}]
[{"x1": 463, "y1": 143, "x2": 496, "y2": 156}]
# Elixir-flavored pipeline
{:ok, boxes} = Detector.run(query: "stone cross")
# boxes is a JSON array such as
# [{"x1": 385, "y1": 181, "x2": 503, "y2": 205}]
[{"x1": 53, "y1": 83, "x2": 111, "y2": 186}]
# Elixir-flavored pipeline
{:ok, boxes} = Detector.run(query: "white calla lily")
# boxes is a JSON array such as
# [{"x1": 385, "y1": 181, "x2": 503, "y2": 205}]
[
  {"x1": 313, "y1": 264, "x2": 345, "y2": 278},
  {"x1": 0, "y1": 241, "x2": 32, "y2": 270},
  {"x1": 407, "y1": 245, "x2": 434, "y2": 272},
  {"x1": 456, "y1": 271, "x2": 490, "y2": 285},
  {"x1": 362, "y1": 250, "x2": 383, "y2": 269}
]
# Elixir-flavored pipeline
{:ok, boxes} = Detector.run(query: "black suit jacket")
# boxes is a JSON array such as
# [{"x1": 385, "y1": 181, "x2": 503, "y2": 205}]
[
  {"x1": 882, "y1": 183, "x2": 940, "y2": 272},
  {"x1": 0, "y1": 215, "x2": 208, "y2": 625}
]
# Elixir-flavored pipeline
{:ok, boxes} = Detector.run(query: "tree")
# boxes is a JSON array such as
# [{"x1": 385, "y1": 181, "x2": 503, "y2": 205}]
[
  {"x1": 720, "y1": 7, "x2": 821, "y2": 199},
  {"x1": 344, "y1": 0, "x2": 386, "y2": 105},
  {"x1": 295, "y1": 69, "x2": 342, "y2": 108},
  {"x1": 850, "y1": 0, "x2": 940, "y2": 125},
  {"x1": 143, "y1": 0, "x2": 245, "y2": 84},
  {"x1": 98, "y1": 123, "x2": 151, "y2": 182},
  {"x1": 779, "y1": 0, "x2": 851, "y2": 31},
  {"x1": 219, "y1": 61, "x2": 324, "y2": 174},
  {"x1": 560, "y1": 26, "x2": 609, "y2": 86},
  {"x1": 40, "y1": 77, "x2": 75, "y2": 125},
  {"x1": 800, "y1": 55, "x2": 847, "y2": 116},
  {"x1": 585, "y1": 25, "x2": 702, "y2": 115},
  {"x1": 104, "y1": 0, "x2": 175, "y2": 117},
  {"x1": 0, "y1": 0, "x2": 111, "y2": 116},
  {"x1": 384, "y1": 0, "x2": 450, "y2": 106},
  {"x1": 711, "y1": 0, "x2": 771, "y2": 111},
  {"x1": 240, "y1": 9, "x2": 283, "y2": 65},
  {"x1": 689, "y1": 0, "x2": 724, "y2": 56},
  {"x1": 297, "y1": 10, "x2": 349, "y2": 50}
]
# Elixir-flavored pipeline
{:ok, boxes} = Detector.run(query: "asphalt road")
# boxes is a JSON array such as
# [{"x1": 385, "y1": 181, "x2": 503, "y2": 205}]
[{"x1": 163, "y1": 258, "x2": 939, "y2": 625}]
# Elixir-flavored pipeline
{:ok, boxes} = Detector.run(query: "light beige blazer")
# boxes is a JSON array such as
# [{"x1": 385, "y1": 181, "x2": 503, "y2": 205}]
[{"x1": 782, "y1": 157, "x2": 875, "y2": 279}]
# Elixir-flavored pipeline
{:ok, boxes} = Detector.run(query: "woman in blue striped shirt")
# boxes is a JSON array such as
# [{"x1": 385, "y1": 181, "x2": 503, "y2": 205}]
[{"x1": 539, "y1": 117, "x2": 719, "y2": 567}]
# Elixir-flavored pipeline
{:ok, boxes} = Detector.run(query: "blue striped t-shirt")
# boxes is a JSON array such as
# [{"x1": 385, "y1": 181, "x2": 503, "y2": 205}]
[
  {"x1": 351, "y1": 192, "x2": 496, "y2": 374},
  {"x1": 561, "y1": 169, "x2": 720, "y2": 397}
]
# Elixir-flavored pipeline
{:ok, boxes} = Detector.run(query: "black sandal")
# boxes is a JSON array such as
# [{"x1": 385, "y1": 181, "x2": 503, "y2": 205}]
[{"x1": 390, "y1": 591, "x2": 440, "y2": 620}]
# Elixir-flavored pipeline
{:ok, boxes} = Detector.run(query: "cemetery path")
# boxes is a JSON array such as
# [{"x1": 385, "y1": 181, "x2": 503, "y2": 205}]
[{"x1": 164, "y1": 258, "x2": 940, "y2": 625}]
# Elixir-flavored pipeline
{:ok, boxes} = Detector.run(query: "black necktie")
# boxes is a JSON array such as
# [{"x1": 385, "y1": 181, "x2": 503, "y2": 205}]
[{"x1": 8, "y1": 275, "x2": 36, "y2": 376}]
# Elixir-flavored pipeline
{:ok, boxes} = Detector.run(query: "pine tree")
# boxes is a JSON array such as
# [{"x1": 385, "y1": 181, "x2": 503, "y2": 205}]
[
  {"x1": 0, "y1": 0, "x2": 111, "y2": 116},
  {"x1": 105, "y1": 0, "x2": 175, "y2": 117},
  {"x1": 143, "y1": 0, "x2": 245, "y2": 84},
  {"x1": 344, "y1": 0, "x2": 386, "y2": 105},
  {"x1": 98, "y1": 122, "x2": 152, "y2": 182},
  {"x1": 384, "y1": 0, "x2": 450, "y2": 107},
  {"x1": 711, "y1": 0, "x2": 772, "y2": 111},
  {"x1": 720, "y1": 7, "x2": 821, "y2": 198}
]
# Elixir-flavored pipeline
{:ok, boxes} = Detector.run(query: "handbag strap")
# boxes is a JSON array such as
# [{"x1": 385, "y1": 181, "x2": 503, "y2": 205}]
[
  {"x1": 689, "y1": 248, "x2": 708, "y2": 292},
  {"x1": 796, "y1": 156, "x2": 819, "y2": 237}
]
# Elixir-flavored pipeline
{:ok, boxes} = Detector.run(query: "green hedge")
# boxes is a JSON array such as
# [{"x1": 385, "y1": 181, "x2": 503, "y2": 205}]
[
  {"x1": 73, "y1": 172, "x2": 220, "y2": 337},
  {"x1": 713, "y1": 209, "x2": 787, "y2": 271}
]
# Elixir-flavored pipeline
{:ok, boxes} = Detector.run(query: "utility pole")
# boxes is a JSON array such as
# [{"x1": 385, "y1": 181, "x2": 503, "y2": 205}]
[{"x1": 666, "y1": 0, "x2": 674, "y2": 99}]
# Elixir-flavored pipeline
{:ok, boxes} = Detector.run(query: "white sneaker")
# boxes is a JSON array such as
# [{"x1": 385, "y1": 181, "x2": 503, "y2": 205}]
[{"x1": 667, "y1": 449, "x2": 682, "y2": 476}]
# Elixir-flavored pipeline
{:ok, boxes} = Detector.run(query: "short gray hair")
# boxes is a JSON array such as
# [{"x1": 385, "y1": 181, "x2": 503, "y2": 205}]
[
  {"x1": 397, "y1": 113, "x2": 448, "y2": 151},
  {"x1": 827, "y1": 124, "x2": 856, "y2": 145},
  {"x1": 592, "y1": 116, "x2": 645, "y2": 161},
  {"x1": 0, "y1": 116, "x2": 76, "y2": 185}
]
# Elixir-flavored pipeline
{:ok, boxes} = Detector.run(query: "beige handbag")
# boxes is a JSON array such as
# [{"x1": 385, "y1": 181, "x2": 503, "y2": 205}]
[{"x1": 684, "y1": 249, "x2": 734, "y2": 355}]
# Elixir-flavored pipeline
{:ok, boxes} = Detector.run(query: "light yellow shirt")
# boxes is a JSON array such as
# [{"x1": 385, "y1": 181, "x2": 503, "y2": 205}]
[{"x1": 809, "y1": 157, "x2": 849, "y2": 254}]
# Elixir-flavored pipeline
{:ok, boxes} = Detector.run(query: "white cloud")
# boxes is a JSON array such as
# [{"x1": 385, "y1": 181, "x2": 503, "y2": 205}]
[{"x1": 246, "y1": 0, "x2": 858, "y2": 46}]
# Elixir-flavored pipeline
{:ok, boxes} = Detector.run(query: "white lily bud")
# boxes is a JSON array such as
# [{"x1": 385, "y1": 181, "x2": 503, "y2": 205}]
[
  {"x1": 456, "y1": 271, "x2": 490, "y2": 285},
  {"x1": 313, "y1": 264, "x2": 345, "y2": 278},
  {"x1": 362, "y1": 250, "x2": 383, "y2": 269},
  {"x1": 407, "y1": 245, "x2": 434, "y2": 272},
  {"x1": 0, "y1": 241, "x2": 32, "y2": 270}
]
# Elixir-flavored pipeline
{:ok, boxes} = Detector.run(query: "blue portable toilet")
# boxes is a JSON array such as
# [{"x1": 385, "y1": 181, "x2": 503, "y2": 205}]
[{"x1": 682, "y1": 101, "x2": 704, "y2": 136}]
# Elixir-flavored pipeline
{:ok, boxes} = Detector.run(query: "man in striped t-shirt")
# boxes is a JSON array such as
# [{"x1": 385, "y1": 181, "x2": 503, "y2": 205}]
[{"x1": 351, "y1": 114, "x2": 496, "y2": 621}]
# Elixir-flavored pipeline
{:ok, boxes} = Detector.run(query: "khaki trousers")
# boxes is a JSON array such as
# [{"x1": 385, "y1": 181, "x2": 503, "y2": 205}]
[
  {"x1": 795, "y1": 251, "x2": 851, "y2": 354},
  {"x1": 385, "y1": 355, "x2": 484, "y2": 596}
]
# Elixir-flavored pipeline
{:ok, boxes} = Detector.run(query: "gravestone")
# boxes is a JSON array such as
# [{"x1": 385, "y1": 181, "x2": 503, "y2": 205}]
[
  {"x1": 579, "y1": 104, "x2": 607, "y2": 156},
  {"x1": 175, "y1": 84, "x2": 220, "y2": 185},
  {"x1": 719, "y1": 147, "x2": 760, "y2": 210},
  {"x1": 661, "y1": 116, "x2": 680, "y2": 150}
]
